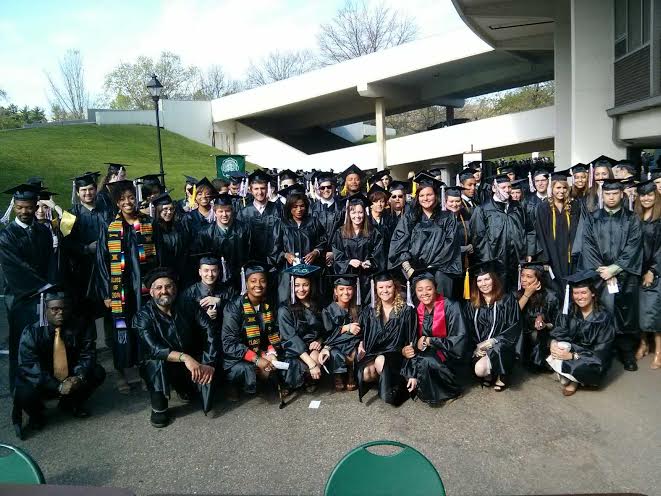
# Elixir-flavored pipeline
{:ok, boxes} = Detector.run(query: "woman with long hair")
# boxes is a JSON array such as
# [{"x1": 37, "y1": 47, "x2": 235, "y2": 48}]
[
  {"x1": 517, "y1": 262, "x2": 560, "y2": 371},
  {"x1": 389, "y1": 173, "x2": 462, "y2": 297},
  {"x1": 547, "y1": 270, "x2": 616, "y2": 396},
  {"x1": 569, "y1": 163, "x2": 589, "y2": 202},
  {"x1": 355, "y1": 270, "x2": 414, "y2": 405},
  {"x1": 633, "y1": 180, "x2": 661, "y2": 369},
  {"x1": 367, "y1": 185, "x2": 397, "y2": 255},
  {"x1": 585, "y1": 158, "x2": 615, "y2": 213},
  {"x1": 464, "y1": 261, "x2": 521, "y2": 391},
  {"x1": 277, "y1": 265, "x2": 325, "y2": 393},
  {"x1": 319, "y1": 274, "x2": 362, "y2": 391},
  {"x1": 270, "y1": 187, "x2": 327, "y2": 304},
  {"x1": 536, "y1": 171, "x2": 581, "y2": 292},
  {"x1": 151, "y1": 192, "x2": 192, "y2": 287},
  {"x1": 96, "y1": 162, "x2": 128, "y2": 217},
  {"x1": 332, "y1": 193, "x2": 384, "y2": 306}
]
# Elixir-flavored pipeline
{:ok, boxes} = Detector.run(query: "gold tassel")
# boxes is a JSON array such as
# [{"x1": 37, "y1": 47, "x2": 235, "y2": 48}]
[
  {"x1": 189, "y1": 185, "x2": 197, "y2": 209},
  {"x1": 59, "y1": 211, "x2": 77, "y2": 237},
  {"x1": 341, "y1": 182, "x2": 348, "y2": 197},
  {"x1": 463, "y1": 270, "x2": 470, "y2": 300},
  {"x1": 552, "y1": 207, "x2": 556, "y2": 240},
  {"x1": 366, "y1": 180, "x2": 370, "y2": 191},
  {"x1": 412, "y1": 180, "x2": 417, "y2": 198}
]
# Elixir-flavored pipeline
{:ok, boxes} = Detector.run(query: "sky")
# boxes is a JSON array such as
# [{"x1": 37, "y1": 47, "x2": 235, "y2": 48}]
[{"x1": 0, "y1": 0, "x2": 468, "y2": 111}]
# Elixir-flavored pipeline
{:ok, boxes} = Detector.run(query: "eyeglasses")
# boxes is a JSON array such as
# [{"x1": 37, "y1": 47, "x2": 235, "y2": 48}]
[
  {"x1": 161, "y1": 207, "x2": 174, "y2": 213},
  {"x1": 318, "y1": 185, "x2": 333, "y2": 191},
  {"x1": 391, "y1": 194, "x2": 404, "y2": 199}
]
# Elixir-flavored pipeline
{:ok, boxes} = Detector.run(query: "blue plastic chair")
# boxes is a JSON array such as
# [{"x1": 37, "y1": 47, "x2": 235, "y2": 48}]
[
  {"x1": 325, "y1": 440, "x2": 445, "y2": 496},
  {"x1": 0, "y1": 443, "x2": 46, "y2": 484}
]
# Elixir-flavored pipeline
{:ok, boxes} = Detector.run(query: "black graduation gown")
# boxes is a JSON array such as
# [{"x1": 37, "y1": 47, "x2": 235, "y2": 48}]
[
  {"x1": 449, "y1": 209, "x2": 473, "y2": 300},
  {"x1": 236, "y1": 201, "x2": 281, "y2": 263},
  {"x1": 535, "y1": 201, "x2": 581, "y2": 292},
  {"x1": 95, "y1": 188, "x2": 117, "y2": 219},
  {"x1": 195, "y1": 221, "x2": 251, "y2": 291},
  {"x1": 550, "y1": 309, "x2": 616, "y2": 386},
  {"x1": 460, "y1": 195, "x2": 478, "y2": 218},
  {"x1": 182, "y1": 281, "x2": 237, "y2": 338},
  {"x1": 369, "y1": 212, "x2": 398, "y2": 256},
  {"x1": 356, "y1": 305, "x2": 413, "y2": 405},
  {"x1": 321, "y1": 303, "x2": 362, "y2": 374},
  {"x1": 154, "y1": 219, "x2": 192, "y2": 285},
  {"x1": 519, "y1": 288, "x2": 560, "y2": 369},
  {"x1": 639, "y1": 218, "x2": 661, "y2": 331},
  {"x1": 269, "y1": 216, "x2": 328, "y2": 304},
  {"x1": 401, "y1": 298, "x2": 466, "y2": 405},
  {"x1": 133, "y1": 298, "x2": 218, "y2": 395},
  {"x1": 277, "y1": 304, "x2": 325, "y2": 389},
  {"x1": 581, "y1": 208, "x2": 642, "y2": 335},
  {"x1": 0, "y1": 220, "x2": 54, "y2": 390},
  {"x1": 184, "y1": 208, "x2": 215, "y2": 240},
  {"x1": 464, "y1": 292, "x2": 522, "y2": 377},
  {"x1": 310, "y1": 199, "x2": 343, "y2": 240},
  {"x1": 470, "y1": 199, "x2": 529, "y2": 290}
]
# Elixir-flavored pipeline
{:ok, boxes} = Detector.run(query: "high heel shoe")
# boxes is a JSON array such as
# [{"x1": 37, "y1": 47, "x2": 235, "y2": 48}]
[
  {"x1": 651, "y1": 352, "x2": 661, "y2": 370},
  {"x1": 635, "y1": 340, "x2": 649, "y2": 360}
]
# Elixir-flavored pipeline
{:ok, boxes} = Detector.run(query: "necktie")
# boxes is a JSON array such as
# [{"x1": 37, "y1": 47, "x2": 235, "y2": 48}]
[{"x1": 53, "y1": 327, "x2": 69, "y2": 381}]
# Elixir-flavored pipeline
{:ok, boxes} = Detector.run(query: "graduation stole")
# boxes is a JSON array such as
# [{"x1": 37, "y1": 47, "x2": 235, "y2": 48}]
[
  {"x1": 108, "y1": 214, "x2": 156, "y2": 329},
  {"x1": 551, "y1": 204, "x2": 572, "y2": 263},
  {"x1": 417, "y1": 295, "x2": 447, "y2": 362},
  {"x1": 242, "y1": 296, "x2": 278, "y2": 350}
]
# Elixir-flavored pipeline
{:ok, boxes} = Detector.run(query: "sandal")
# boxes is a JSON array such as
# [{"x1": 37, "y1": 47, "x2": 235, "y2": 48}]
[
  {"x1": 493, "y1": 378, "x2": 507, "y2": 392},
  {"x1": 334, "y1": 375, "x2": 346, "y2": 391},
  {"x1": 116, "y1": 378, "x2": 131, "y2": 394}
]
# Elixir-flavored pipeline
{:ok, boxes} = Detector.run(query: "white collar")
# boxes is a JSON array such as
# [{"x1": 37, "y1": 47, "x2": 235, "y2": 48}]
[
  {"x1": 15, "y1": 218, "x2": 31, "y2": 229},
  {"x1": 320, "y1": 197, "x2": 335, "y2": 206},
  {"x1": 461, "y1": 194, "x2": 473, "y2": 203}
]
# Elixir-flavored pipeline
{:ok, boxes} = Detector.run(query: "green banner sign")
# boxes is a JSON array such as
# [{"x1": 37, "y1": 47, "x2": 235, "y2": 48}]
[{"x1": 215, "y1": 154, "x2": 246, "y2": 179}]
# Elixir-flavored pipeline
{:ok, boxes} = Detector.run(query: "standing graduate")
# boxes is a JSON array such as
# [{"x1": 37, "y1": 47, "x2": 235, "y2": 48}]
[
  {"x1": 319, "y1": 274, "x2": 362, "y2": 391},
  {"x1": 236, "y1": 169, "x2": 281, "y2": 263},
  {"x1": 470, "y1": 174, "x2": 531, "y2": 291},
  {"x1": 581, "y1": 178, "x2": 642, "y2": 371},
  {"x1": 356, "y1": 270, "x2": 414, "y2": 405},
  {"x1": 277, "y1": 265, "x2": 324, "y2": 393},
  {"x1": 367, "y1": 184, "x2": 398, "y2": 256},
  {"x1": 457, "y1": 168, "x2": 479, "y2": 216},
  {"x1": 633, "y1": 180, "x2": 661, "y2": 369},
  {"x1": 584, "y1": 156, "x2": 616, "y2": 213},
  {"x1": 401, "y1": 270, "x2": 466, "y2": 407},
  {"x1": 338, "y1": 164, "x2": 365, "y2": 197},
  {"x1": 569, "y1": 163, "x2": 590, "y2": 204},
  {"x1": 0, "y1": 183, "x2": 54, "y2": 395},
  {"x1": 95, "y1": 162, "x2": 129, "y2": 217},
  {"x1": 331, "y1": 193, "x2": 385, "y2": 306},
  {"x1": 195, "y1": 193, "x2": 251, "y2": 291},
  {"x1": 524, "y1": 168, "x2": 551, "y2": 211},
  {"x1": 389, "y1": 173, "x2": 462, "y2": 297},
  {"x1": 269, "y1": 186, "x2": 327, "y2": 304},
  {"x1": 184, "y1": 177, "x2": 217, "y2": 239},
  {"x1": 151, "y1": 192, "x2": 192, "y2": 286},
  {"x1": 34, "y1": 190, "x2": 65, "y2": 283},
  {"x1": 388, "y1": 180, "x2": 410, "y2": 219},
  {"x1": 310, "y1": 171, "x2": 343, "y2": 251},
  {"x1": 95, "y1": 180, "x2": 158, "y2": 391},
  {"x1": 464, "y1": 261, "x2": 522, "y2": 391},
  {"x1": 547, "y1": 271, "x2": 616, "y2": 396},
  {"x1": 444, "y1": 186, "x2": 473, "y2": 300}
]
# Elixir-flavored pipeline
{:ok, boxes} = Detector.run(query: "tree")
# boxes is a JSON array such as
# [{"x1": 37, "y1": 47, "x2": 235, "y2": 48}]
[
  {"x1": 196, "y1": 65, "x2": 242, "y2": 99},
  {"x1": 245, "y1": 50, "x2": 319, "y2": 88},
  {"x1": 104, "y1": 51, "x2": 202, "y2": 109},
  {"x1": 0, "y1": 87, "x2": 6, "y2": 101},
  {"x1": 45, "y1": 49, "x2": 89, "y2": 119},
  {"x1": 317, "y1": 0, "x2": 418, "y2": 65},
  {"x1": 0, "y1": 103, "x2": 47, "y2": 129}
]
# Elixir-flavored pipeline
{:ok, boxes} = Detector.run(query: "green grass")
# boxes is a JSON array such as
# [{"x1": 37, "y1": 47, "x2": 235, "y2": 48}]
[{"x1": 0, "y1": 124, "x2": 254, "y2": 206}]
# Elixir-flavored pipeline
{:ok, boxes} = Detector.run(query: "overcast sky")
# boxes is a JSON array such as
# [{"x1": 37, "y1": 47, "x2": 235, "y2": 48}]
[{"x1": 1, "y1": 0, "x2": 468, "y2": 110}]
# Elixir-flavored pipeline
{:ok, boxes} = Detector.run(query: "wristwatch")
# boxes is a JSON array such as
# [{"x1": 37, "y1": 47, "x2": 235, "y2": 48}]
[
  {"x1": 572, "y1": 352, "x2": 580, "y2": 360},
  {"x1": 253, "y1": 355, "x2": 260, "y2": 365}
]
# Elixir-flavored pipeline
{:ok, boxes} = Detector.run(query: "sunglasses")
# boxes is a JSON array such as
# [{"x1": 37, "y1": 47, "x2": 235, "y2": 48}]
[
  {"x1": 318, "y1": 185, "x2": 333, "y2": 191},
  {"x1": 390, "y1": 194, "x2": 404, "y2": 199}
]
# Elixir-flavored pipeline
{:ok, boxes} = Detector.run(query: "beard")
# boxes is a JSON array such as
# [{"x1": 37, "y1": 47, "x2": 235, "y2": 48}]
[{"x1": 155, "y1": 295, "x2": 174, "y2": 306}]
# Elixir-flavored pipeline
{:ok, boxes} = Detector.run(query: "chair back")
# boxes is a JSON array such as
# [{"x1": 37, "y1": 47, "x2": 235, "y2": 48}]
[{"x1": 0, "y1": 443, "x2": 46, "y2": 485}]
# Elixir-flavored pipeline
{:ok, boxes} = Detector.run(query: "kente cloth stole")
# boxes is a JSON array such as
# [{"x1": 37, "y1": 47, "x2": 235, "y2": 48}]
[
  {"x1": 242, "y1": 296, "x2": 278, "y2": 350},
  {"x1": 417, "y1": 295, "x2": 448, "y2": 362},
  {"x1": 108, "y1": 214, "x2": 156, "y2": 329}
]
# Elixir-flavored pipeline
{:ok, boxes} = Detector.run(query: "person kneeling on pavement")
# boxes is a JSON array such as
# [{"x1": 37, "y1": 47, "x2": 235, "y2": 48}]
[
  {"x1": 13, "y1": 285, "x2": 106, "y2": 439},
  {"x1": 133, "y1": 268, "x2": 218, "y2": 428}
]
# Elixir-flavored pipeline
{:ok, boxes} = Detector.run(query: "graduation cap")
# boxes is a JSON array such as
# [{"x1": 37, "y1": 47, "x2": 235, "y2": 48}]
[
  {"x1": 532, "y1": 168, "x2": 550, "y2": 179},
  {"x1": 72, "y1": 171, "x2": 101, "y2": 188},
  {"x1": 590, "y1": 155, "x2": 617, "y2": 168},
  {"x1": 277, "y1": 169, "x2": 300, "y2": 182},
  {"x1": 648, "y1": 166, "x2": 661, "y2": 180},
  {"x1": 636, "y1": 179, "x2": 657, "y2": 195},
  {"x1": 368, "y1": 170, "x2": 391, "y2": 184},
  {"x1": 277, "y1": 183, "x2": 306, "y2": 198},
  {"x1": 107, "y1": 179, "x2": 136, "y2": 200},
  {"x1": 466, "y1": 160, "x2": 489, "y2": 170},
  {"x1": 571, "y1": 163, "x2": 589, "y2": 174},
  {"x1": 616, "y1": 160, "x2": 637, "y2": 177},
  {"x1": 195, "y1": 252, "x2": 221, "y2": 267},
  {"x1": 427, "y1": 167, "x2": 443, "y2": 179},
  {"x1": 3, "y1": 183, "x2": 41, "y2": 201},
  {"x1": 144, "y1": 267, "x2": 178, "y2": 289},
  {"x1": 340, "y1": 164, "x2": 365, "y2": 180},
  {"x1": 26, "y1": 177, "x2": 46, "y2": 189},
  {"x1": 38, "y1": 190, "x2": 57, "y2": 201},
  {"x1": 136, "y1": 173, "x2": 165, "y2": 185},
  {"x1": 492, "y1": 174, "x2": 512, "y2": 184},
  {"x1": 184, "y1": 175, "x2": 199, "y2": 186},
  {"x1": 560, "y1": 270, "x2": 601, "y2": 314},
  {"x1": 315, "y1": 171, "x2": 337, "y2": 184},
  {"x1": 226, "y1": 171, "x2": 247, "y2": 184},
  {"x1": 327, "y1": 273, "x2": 359, "y2": 286},
  {"x1": 240, "y1": 261, "x2": 269, "y2": 295},
  {"x1": 410, "y1": 268, "x2": 436, "y2": 287},
  {"x1": 345, "y1": 192, "x2": 371, "y2": 208},
  {"x1": 150, "y1": 191, "x2": 174, "y2": 207},
  {"x1": 468, "y1": 260, "x2": 503, "y2": 277},
  {"x1": 248, "y1": 169, "x2": 273, "y2": 184},
  {"x1": 444, "y1": 186, "x2": 467, "y2": 198},
  {"x1": 104, "y1": 162, "x2": 130, "y2": 173},
  {"x1": 195, "y1": 177, "x2": 216, "y2": 192},
  {"x1": 28, "y1": 284, "x2": 71, "y2": 327},
  {"x1": 284, "y1": 264, "x2": 322, "y2": 303},
  {"x1": 212, "y1": 193, "x2": 235, "y2": 207},
  {"x1": 367, "y1": 184, "x2": 390, "y2": 199},
  {"x1": 601, "y1": 178, "x2": 625, "y2": 191},
  {"x1": 413, "y1": 172, "x2": 443, "y2": 191},
  {"x1": 497, "y1": 165, "x2": 515, "y2": 175},
  {"x1": 510, "y1": 178, "x2": 527, "y2": 191},
  {"x1": 458, "y1": 168, "x2": 478, "y2": 183},
  {"x1": 388, "y1": 180, "x2": 410, "y2": 194}
]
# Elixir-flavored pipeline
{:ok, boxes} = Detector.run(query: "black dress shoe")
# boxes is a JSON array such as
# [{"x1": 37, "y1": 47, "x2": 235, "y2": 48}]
[
  {"x1": 70, "y1": 405, "x2": 91, "y2": 418},
  {"x1": 623, "y1": 360, "x2": 638, "y2": 371},
  {"x1": 150, "y1": 409, "x2": 169, "y2": 428}
]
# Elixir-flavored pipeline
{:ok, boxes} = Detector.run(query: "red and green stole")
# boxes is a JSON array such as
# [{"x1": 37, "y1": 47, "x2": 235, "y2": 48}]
[
  {"x1": 108, "y1": 213, "x2": 156, "y2": 329},
  {"x1": 242, "y1": 296, "x2": 279, "y2": 350},
  {"x1": 417, "y1": 295, "x2": 448, "y2": 362}
]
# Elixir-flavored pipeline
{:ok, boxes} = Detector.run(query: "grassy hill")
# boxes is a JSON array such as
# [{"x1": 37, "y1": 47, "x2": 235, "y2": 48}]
[{"x1": 0, "y1": 124, "x2": 252, "y2": 207}]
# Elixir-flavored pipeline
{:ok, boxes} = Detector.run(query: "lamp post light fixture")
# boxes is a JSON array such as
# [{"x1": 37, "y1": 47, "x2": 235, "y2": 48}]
[{"x1": 146, "y1": 73, "x2": 166, "y2": 188}]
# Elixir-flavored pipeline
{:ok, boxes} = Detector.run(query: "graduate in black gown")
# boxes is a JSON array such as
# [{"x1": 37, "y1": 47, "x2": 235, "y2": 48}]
[
  {"x1": 332, "y1": 193, "x2": 385, "y2": 306},
  {"x1": 535, "y1": 171, "x2": 581, "y2": 292},
  {"x1": 569, "y1": 163, "x2": 590, "y2": 205},
  {"x1": 387, "y1": 180, "x2": 410, "y2": 220},
  {"x1": 133, "y1": 268, "x2": 217, "y2": 427},
  {"x1": 270, "y1": 186, "x2": 327, "y2": 304},
  {"x1": 580, "y1": 178, "x2": 642, "y2": 371},
  {"x1": 184, "y1": 177, "x2": 217, "y2": 239},
  {"x1": 236, "y1": 170, "x2": 281, "y2": 263},
  {"x1": 511, "y1": 179, "x2": 541, "y2": 262},
  {"x1": 319, "y1": 274, "x2": 362, "y2": 392},
  {"x1": 338, "y1": 164, "x2": 365, "y2": 197},
  {"x1": 95, "y1": 162, "x2": 129, "y2": 218},
  {"x1": 547, "y1": 271, "x2": 616, "y2": 396},
  {"x1": 401, "y1": 270, "x2": 466, "y2": 406},
  {"x1": 389, "y1": 173, "x2": 462, "y2": 297},
  {"x1": 632, "y1": 180, "x2": 661, "y2": 369},
  {"x1": 195, "y1": 193, "x2": 251, "y2": 292},
  {"x1": 277, "y1": 265, "x2": 325, "y2": 392},
  {"x1": 356, "y1": 270, "x2": 414, "y2": 405},
  {"x1": 35, "y1": 190, "x2": 65, "y2": 285},
  {"x1": 457, "y1": 168, "x2": 479, "y2": 217},
  {"x1": 470, "y1": 174, "x2": 531, "y2": 291},
  {"x1": 151, "y1": 192, "x2": 193, "y2": 286},
  {"x1": 516, "y1": 262, "x2": 560, "y2": 371},
  {"x1": 444, "y1": 186, "x2": 473, "y2": 300},
  {"x1": 0, "y1": 183, "x2": 55, "y2": 396},
  {"x1": 367, "y1": 185, "x2": 398, "y2": 256},
  {"x1": 464, "y1": 261, "x2": 521, "y2": 391}
]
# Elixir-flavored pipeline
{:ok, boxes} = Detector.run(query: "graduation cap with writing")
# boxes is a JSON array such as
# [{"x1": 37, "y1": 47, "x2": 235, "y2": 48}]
[
  {"x1": 636, "y1": 179, "x2": 657, "y2": 195},
  {"x1": 284, "y1": 264, "x2": 322, "y2": 303},
  {"x1": 240, "y1": 261, "x2": 269, "y2": 295},
  {"x1": 560, "y1": 269, "x2": 601, "y2": 314},
  {"x1": 388, "y1": 180, "x2": 410, "y2": 194},
  {"x1": 104, "y1": 162, "x2": 130, "y2": 174}
]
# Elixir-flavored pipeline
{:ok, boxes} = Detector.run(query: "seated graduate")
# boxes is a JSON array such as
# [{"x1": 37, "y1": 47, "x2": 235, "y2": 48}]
[
  {"x1": 184, "y1": 254, "x2": 236, "y2": 322},
  {"x1": 464, "y1": 261, "x2": 522, "y2": 392},
  {"x1": 517, "y1": 262, "x2": 560, "y2": 371},
  {"x1": 133, "y1": 268, "x2": 217, "y2": 428},
  {"x1": 356, "y1": 269, "x2": 415, "y2": 405},
  {"x1": 319, "y1": 274, "x2": 362, "y2": 392},
  {"x1": 547, "y1": 270, "x2": 616, "y2": 396},
  {"x1": 401, "y1": 271, "x2": 466, "y2": 407},
  {"x1": 221, "y1": 261, "x2": 281, "y2": 400},
  {"x1": 277, "y1": 264, "x2": 324, "y2": 393},
  {"x1": 13, "y1": 286, "x2": 106, "y2": 440}
]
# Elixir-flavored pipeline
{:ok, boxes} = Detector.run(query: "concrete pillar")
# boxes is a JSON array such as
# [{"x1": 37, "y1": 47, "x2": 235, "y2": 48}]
[
  {"x1": 445, "y1": 105, "x2": 455, "y2": 125},
  {"x1": 570, "y1": 0, "x2": 626, "y2": 163},
  {"x1": 375, "y1": 97, "x2": 387, "y2": 170},
  {"x1": 554, "y1": 0, "x2": 572, "y2": 167}
]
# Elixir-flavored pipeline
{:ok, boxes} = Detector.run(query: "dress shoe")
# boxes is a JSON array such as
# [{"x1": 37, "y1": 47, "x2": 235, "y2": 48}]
[
  {"x1": 623, "y1": 360, "x2": 638, "y2": 372},
  {"x1": 150, "y1": 409, "x2": 170, "y2": 428}
]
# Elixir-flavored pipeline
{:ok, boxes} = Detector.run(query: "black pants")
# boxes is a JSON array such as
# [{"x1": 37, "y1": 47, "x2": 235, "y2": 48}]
[
  {"x1": 615, "y1": 333, "x2": 639, "y2": 362},
  {"x1": 149, "y1": 362, "x2": 197, "y2": 411},
  {"x1": 14, "y1": 364, "x2": 106, "y2": 418},
  {"x1": 7, "y1": 297, "x2": 39, "y2": 393}
]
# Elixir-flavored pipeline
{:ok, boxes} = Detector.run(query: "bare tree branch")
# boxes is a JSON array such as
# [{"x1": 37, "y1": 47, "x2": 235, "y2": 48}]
[
  {"x1": 245, "y1": 50, "x2": 319, "y2": 88},
  {"x1": 45, "y1": 49, "x2": 89, "y2": 119},
  {"x1": 197, "y1": 65, "x2": 242, "y2": 99}
]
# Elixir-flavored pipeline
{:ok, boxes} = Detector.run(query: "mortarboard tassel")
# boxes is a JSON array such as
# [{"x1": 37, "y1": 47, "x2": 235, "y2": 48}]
[
  {"x1": 46, "y1": 205, "x2": 52, "y2": 221},
  {"x1": 528, "y1": 172, "x2": 535, "y2": 192},
  {"x1": 240, "y1": 268, "x2": 247, "y2": 295},
  {"x1": 463, "y1": 270, "x2": 470, "y2": 300},
  {"x1": 221, "y1": 257, "x2": 228, "y2": 282},
  {"x1": 370, "y1": 278, "x2": 375, "y2": 309},
  {"x1": 366, "y1": 206, "x2": 370, "y2": 218},
  {"x1": 562, "y1": 284, "x2": 570, "y2": 315},
  {"x1": 71, "y1": 180, "x2": 77, "y2": 205},
  {"x1": 277, "y1": 175, "x2": 281, "y2": 192},
  {"x1": 38, "y1": 292, "x2": 47, "y2": 327},
  {"x1": 517, "y1": 265, "x2": 522, "y2": 291},
  {"x1": 411, "y1": 180, "x2": 417, "y2": 198},
  {"x1": 406, "y1": 280, "x2": 414, "y2": 307},
  {"x1": 341, "y1": 181, "x2": 347, "y2": 197},
  {"x1": 134, "y1": 180, "x2": 142, "y2": 203},
  {"x1": 355, "y1": 279, "x2": 361, "y2": 304},
  {"x1": 588, "y1": 163, "x2": 594, "y2": 188},
  {"x1": 648, "y1": 171, "x2": 652, "y2": 180},
  {"x1": 546, "y1": 176, "x2": 552, "y2": 198},
  {"x1": 567, "y1": 174, "x2": 573, "y2": 187},
  {"x1": 290, "y1": 276, "x2": 296, "y2": 304},
  {"x1": 267, "y1": 182, "x2": 273, "y2": 199},
  {"x1": 1, "y1": 198, "x2": 15, "y2": 225},
  {"x1": 455, "y1": 173, "x2": 460, "y2": 186},
  {"x1": 189, "y1": 184, "x2": 197, "y2": 209},
  {"x1": 149, "y1": 202, "x2": 155, "y2": 219},
  {"x1": 628, "y1": 192, "x2": 634, "y2": 211},
  {"x1": 441, "y1": 185, "x2": 446, "y2": 211},
  {"x1": 598, "y1": 183, "x2": 603, "y2": 209},
  {"x1": 314, "y1": 178, "x2": 319, "y2": 198}
]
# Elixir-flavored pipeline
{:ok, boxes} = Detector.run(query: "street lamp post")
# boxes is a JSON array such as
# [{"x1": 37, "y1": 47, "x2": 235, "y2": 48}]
[{"x1": 146, "y1": 74, "x2": 165, "y2": 188}]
